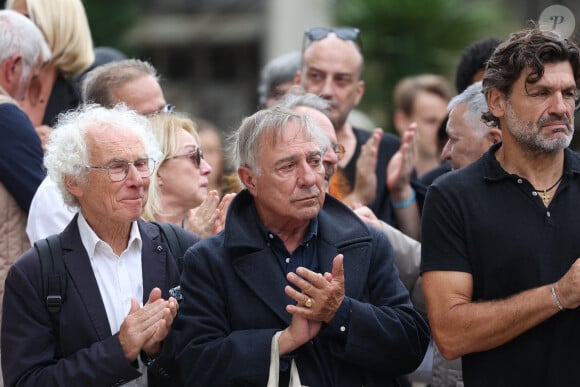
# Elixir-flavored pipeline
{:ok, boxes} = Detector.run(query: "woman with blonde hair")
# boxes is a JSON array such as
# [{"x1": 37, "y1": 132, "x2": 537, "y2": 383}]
[
  {"x1": 144, "y1": 113, "x2": 233, "y2": 237},
  {"x1": 6, "y1": 0, "x2": 94, "y2": 130}
]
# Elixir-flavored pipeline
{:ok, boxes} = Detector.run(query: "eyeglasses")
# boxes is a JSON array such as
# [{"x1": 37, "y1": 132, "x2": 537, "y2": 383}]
[
  {"x1": 331, "y1": 143, "x2": 345, "y2": 161},
  {"x1": 169, "y1": 148, "x2": 204, "y2": 167},
  {"x1": 303, "y1": 26, "x2": 362, "y2": 52},
  {"x1": 146, "y1": 104, "x2": 175, "y2": 116},
  {"x1": 85, "y1": 158, "x2": 155, "y2": 182}
]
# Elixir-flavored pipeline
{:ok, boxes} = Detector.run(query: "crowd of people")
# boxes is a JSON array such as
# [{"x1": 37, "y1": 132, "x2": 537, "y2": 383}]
[{"x1": 1, "y1": 1, "x2": 580, "y2": 386}]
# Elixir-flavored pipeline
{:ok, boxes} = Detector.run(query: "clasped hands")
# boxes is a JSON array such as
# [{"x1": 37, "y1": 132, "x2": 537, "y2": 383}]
[
  {"x1": 118, "y1": 287, "x2": 178, "y2": 362},
  {"x1": 278, "y1": 254, "x2": 345, "y2": 355}
]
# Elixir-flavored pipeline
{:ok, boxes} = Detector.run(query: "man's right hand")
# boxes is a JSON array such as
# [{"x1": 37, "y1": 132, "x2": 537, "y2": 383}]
[
  {"x1": 278, "y1": 314, "x2": 322, "y2": 355},
  {"x1": 118, "y1": 288, "x2": 176, "y2": 361}
]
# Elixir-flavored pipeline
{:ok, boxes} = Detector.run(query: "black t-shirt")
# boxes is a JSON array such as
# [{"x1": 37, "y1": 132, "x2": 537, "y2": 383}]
[{"x1": 421, "y1": 142, "x2": 580, "y2": 386}]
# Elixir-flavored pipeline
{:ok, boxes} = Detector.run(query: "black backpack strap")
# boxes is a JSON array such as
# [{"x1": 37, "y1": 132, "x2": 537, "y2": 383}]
[
  {"x1": 152, "y1": 221, "x2": 190, "y2": 273},
  {"x1": 34, "y1": 234, "x2": 66, "y2": 329}
]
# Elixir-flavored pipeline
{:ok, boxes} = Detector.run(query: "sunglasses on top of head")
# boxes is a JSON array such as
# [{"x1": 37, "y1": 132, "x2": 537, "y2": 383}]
[{"x1": 302, "y1": 26, "x2": 362, "y2": 52}]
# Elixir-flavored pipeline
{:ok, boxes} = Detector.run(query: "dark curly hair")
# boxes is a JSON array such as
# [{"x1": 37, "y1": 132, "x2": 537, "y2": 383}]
[
  {"x1": 455, "y1": 37, "x2": 502, "y2": 94},
  {"x1": 481, "y1": 23, "x2": 580, "y2": 128}
]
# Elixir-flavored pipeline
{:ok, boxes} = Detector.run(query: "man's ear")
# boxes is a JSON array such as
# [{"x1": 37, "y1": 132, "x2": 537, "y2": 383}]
[
  {"x1": 1, "y1": 55, "x2": 21, "y2": 86},
  {"x1": 238, "y1": 166, "x2": 257, "y2": 195},
  {"x1": 65, "y1": 175, "x2": 83, "y2": 198},
  {"x1": 487, "y1": 88, "x2": 506, "y2": 119},
  {"x1": 353, "y1": 79, "x2": 365, "y2": 107},
  {"x1": 486, "y1": 127, "x2": 502, "y2": 145}
]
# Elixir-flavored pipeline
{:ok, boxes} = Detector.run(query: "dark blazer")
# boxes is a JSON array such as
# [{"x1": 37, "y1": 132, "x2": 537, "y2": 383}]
[
  {"x1": 177, "y1": 190, "x2": 430, "y2": 387},
  {"x1": 1, "y1": 217, "x2": 199, "y2": 387}
]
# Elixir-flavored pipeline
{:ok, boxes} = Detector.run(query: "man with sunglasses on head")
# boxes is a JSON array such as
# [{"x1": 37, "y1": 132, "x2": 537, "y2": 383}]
[
  {"x1": 26, "y1": 59, "x2": 173, "y2": 243},
  {"x1": 2, "y1": 104, "x2": 197, "y2": 386},
  {"x1": 296, "y1": 26, "x2": 423, "y2": 240}
]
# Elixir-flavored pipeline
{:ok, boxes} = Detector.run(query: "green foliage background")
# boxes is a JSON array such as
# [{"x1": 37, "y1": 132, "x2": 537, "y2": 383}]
[
  {"x1": 336, "y1": 0, "x2": 520, "y2": 132},
  {"x1": 82, "y1": 0, "x2": 141, "y2": 56},
  {"x1": 78, "y1": 0, "x2": 523, "y2": 133}
]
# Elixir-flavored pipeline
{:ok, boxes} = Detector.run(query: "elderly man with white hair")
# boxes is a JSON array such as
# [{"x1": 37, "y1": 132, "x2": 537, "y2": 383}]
[{"x1": 2, "y1": 104, "x2": 198, "y2": 386}]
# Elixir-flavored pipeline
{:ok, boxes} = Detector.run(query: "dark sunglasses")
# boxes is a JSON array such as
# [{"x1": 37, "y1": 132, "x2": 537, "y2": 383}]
[
  {"x1": 303, "y1": 26, "x2": 362, "y2": 51},
  {"x1": 169, "y1": 148, "x2": 204, "y2": 167}
]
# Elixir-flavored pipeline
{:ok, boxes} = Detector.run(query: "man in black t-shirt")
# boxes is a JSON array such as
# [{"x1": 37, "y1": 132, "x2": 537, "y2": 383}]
[{"x1": 422, "y1": 26, "x2": 580, "y2": 386}]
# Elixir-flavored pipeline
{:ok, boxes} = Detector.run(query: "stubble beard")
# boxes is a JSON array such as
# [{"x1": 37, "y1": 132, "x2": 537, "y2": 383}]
[{"x1": 504, "y1": 102, "x2": 573, "y2": 154}]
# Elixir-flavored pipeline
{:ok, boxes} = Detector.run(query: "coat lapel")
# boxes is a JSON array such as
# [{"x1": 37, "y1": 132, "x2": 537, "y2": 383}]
[
  {"x1": 232, "y1": 250, "x2": 293, "y2": 324},
  {"x1": 60, "y1": 220, "x2": 112, "y2": 339}
]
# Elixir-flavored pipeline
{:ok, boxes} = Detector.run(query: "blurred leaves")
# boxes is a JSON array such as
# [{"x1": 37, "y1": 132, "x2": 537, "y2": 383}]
[
  {"x1": 336, "y1": 0, "x2": 520, "y2": 131},
  {"x1": 83, "y1": 0, "x2": 142, "y2": 55}
]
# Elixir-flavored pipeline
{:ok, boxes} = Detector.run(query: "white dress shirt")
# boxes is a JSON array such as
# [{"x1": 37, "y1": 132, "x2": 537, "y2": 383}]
[
  {"x1": 26, "y1": 176, "x2": 76, "y2": 244},
  {"x1": 77, "y1": 213, "x2": 147, "y2": 386}
]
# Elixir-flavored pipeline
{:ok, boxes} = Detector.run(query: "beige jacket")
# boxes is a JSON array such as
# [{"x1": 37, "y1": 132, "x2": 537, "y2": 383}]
[{"x1": 0, "y1": 88, "x2": 32, "y2": 318}]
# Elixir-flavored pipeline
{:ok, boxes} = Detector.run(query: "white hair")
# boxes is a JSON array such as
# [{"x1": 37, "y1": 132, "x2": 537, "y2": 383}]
[
  {"x1": 447, "y1": 81, "x2": 491, "y2": 137},
  {"x1": 0, "y1": 10, "x2": 51, "y2": 82},
  {"x1": 44, "y1": 104, "x2": 162, "y2": 208}
]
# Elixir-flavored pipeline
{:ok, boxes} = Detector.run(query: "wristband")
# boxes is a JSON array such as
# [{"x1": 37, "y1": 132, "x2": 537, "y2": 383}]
[
  {"x1": 551, "y1": 283, "x2": 566, "y2": 312},
  {"x1": 392, "y1": 188, "x2": 416, "y2": 209}
]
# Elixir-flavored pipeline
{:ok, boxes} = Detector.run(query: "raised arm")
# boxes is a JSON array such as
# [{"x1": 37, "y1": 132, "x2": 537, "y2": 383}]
[{"x1": 387, "y1": 123, "x2": 421, "y2": 240}]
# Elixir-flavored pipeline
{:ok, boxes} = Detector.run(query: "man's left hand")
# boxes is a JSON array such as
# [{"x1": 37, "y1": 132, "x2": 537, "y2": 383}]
[{"x1": 285, "y1": 254, "x2": 345, "y2": 324}]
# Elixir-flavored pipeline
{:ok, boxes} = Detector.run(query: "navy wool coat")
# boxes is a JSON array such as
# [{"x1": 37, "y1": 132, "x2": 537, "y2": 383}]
[{"x1": 177, "y1": 190, "x2": 429, "y2": 387}]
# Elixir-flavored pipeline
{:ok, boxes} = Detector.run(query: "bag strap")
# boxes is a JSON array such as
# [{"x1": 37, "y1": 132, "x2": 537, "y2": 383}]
[
  {"x1": 152, "y1": 221, "x2": 191, "y2": 273},
  {"x1": 35, "y1": 234, "x2": 66, "y2": 358},
  {"x1": 267, "y1": 331, "x2": 303, "y2": 387},
  {"x1": 35, "y1": 234, "x2": 66, "y2": 316}
]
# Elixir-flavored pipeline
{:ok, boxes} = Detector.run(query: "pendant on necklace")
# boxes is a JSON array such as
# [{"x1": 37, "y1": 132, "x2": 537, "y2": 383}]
[{"x1": 539, "y1": 191, "x2": 551, "y2": 203}]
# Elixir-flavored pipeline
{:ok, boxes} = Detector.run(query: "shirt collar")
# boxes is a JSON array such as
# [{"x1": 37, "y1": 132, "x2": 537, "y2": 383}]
[
  {"x1": 77, "y1": 212, "x2": 142, "y2": 258},
  {"x1": 253, "y1": 205, "x2": 319, "y2": 248},
  {"x1": 482, "y1": 142, "x2": 580, "y2": 183}
]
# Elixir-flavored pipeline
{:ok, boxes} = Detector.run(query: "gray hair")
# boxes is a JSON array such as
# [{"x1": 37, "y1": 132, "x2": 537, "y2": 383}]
[
  {"x1": 258, "y1": 51, "x2": 302, "y2": 106},
  {"x1": 0, "y1": 10, "x2": 51, "y2": 82},
  {"x1": 230, "y1": 107, "x2": 330, "y2": 182},
  {"x1": 276, "y1": 87, "x2": 331, "y2": 113},
  {"x1": 81, "y1": 59, "x2": 159, "y2": 106},
  {"x1": 447, "y1": 81, "x2": 491, "y2": 137},
  {"x1": 44, "y1": 104, "x2": 162, "y2": 209}
]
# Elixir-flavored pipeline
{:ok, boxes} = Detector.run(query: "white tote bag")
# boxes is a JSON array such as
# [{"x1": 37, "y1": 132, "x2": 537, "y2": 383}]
[{"x1": 267, "y1": 331, "x2": 305, "y2": 387}]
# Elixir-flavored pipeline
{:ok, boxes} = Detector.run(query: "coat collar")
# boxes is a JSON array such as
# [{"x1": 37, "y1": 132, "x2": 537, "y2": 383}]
[{"x1": 224, "y1": 190, "x2": 371, "y2": 251}]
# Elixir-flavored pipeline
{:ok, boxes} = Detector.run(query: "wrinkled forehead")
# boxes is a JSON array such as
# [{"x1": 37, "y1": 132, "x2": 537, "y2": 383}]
[
  {"x1": 86, "y1": 123, "x2": 145, "y2": 158},
  {"x1": 257, "y1": 121, "x2": 322, "y2": 162}
]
